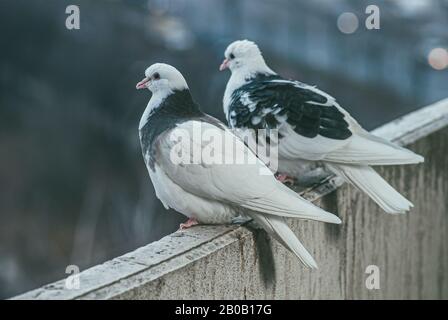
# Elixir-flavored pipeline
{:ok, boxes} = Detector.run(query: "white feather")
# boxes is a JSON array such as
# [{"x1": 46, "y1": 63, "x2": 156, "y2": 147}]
[
  {"x1": 248, "y1": 213, "x2": 318, "y2": 269},
  {"x1": 148, "y1": 164, "x2": 238, "y2": 223},
  {"x1": 277, "y1": 123, "x2": 348, "y2": 160},
  {"x1": 326, "y1": 163, "x2": 413, "y2": 214},
  {"x1": 324, "y1": 133, "x2": 424, "y2": 165},
  {"x1": 155, "y1": 120, "x2": 341, "y2": 224}
]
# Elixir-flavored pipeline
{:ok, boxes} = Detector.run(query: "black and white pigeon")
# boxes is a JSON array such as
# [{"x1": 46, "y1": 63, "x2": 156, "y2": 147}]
[
  {"x1": 136, "y1": 63, "x2": 341, "y2": 268},
  {"x1": 220, "y1": 40, "x2": 424, "y2": 214}
]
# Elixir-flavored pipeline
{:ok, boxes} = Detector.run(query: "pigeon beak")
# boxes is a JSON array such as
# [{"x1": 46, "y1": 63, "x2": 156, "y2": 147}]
[
  {"x1": 136, "y1": 77, "x2": 150, "y2": 90},
  {"x1": 219, "y1": 59, "x2": 230, "y2": 71}
]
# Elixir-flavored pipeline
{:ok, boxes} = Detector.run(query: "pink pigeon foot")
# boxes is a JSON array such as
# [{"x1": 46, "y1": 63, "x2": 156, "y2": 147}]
[
  {"x1": 179, "y1": 218, "x2": 199, "y2": 230},
  {"x1": 275, "y1": 173, "x2": 296, "y2": 186}
]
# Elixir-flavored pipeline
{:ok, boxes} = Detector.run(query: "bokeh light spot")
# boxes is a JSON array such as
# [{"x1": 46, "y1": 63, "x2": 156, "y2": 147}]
[
  {"x1": 337, "y1": 12, "x2": 359, "y2": 34},
  {"x1": 428, "y1": 48, "x2": 448, "y2": 70}
]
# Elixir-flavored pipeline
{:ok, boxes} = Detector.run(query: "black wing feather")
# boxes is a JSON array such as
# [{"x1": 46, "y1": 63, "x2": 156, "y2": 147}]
[{"x1": 228, "y1": 74, "x2": 352, "y2": 140}]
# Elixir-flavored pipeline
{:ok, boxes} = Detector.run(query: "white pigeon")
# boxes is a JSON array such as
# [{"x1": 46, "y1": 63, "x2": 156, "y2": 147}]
[
  {"x1": 136, "y1": 63, "x2": 341, "y2": 268},
  {"x1": 220, "y1": 40, "x2": 424, "y2": 214}
]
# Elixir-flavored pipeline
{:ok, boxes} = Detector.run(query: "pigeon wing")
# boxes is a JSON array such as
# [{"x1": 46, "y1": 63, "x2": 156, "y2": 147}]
[
  {"x1": 228, "y1": 76, "x2": 353, "y2": 140},
  {"x1": 228, "y1": 76, "x2": 423, "y2": 164},
  {"x1": 154, "y1": 119, "x2": 340, "y2": 224}
]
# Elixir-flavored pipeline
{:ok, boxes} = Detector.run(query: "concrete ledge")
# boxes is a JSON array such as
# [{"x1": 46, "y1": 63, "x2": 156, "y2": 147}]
[{"x1": 13, "y1": 98, "x2": 448, "y2": 299}]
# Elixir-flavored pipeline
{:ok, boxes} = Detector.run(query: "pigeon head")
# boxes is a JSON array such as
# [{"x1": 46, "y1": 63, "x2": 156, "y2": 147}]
[
  {"x1": 136, "y1": 63, "x2": 188, "y2": 93},
  {"x1": 220, "y1": 40, "x2": 273, "y2": 75}
]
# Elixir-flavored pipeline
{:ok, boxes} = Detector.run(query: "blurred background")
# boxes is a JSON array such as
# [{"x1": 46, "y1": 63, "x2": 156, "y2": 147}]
[{"x1": 0, "y1": 0, "x2": 447, "y2": 298}]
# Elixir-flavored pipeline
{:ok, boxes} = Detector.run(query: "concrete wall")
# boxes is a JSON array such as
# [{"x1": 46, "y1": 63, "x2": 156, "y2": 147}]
[{"x1": 13, "y1": 99, "x2": 448, "y2": 300}]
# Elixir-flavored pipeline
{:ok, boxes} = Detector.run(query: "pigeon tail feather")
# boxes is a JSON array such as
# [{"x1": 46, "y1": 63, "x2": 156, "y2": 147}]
[
  {"x1": 241, "y1": 184, "x2": 341, "y2": 224},
  {"x1": 247, "y1": 212, "x2": 318, "y2": 269},
  {"x1": 327, "y1": 163, "x2": 413, "y2": 214},
  {"x1": 325, "y1": 134, "x2": 424, "y2": 166}
]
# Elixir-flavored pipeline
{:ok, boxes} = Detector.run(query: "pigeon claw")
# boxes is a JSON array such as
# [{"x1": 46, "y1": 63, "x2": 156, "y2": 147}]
[
  {"x1": 179, "y1": 218, "x2": 199, "y2": 230},
  {"x1": 275, "y1": 173, "x2": 296, "y2": 186}
]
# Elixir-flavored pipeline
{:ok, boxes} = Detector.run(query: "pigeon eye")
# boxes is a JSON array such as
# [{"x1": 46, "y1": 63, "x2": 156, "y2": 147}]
[
  {"x1": 229, "y1": 53, "x2": 235, "y2": 60},
  {"x1": 153, "y1": 72, "x2": 160, "y2": 80}
]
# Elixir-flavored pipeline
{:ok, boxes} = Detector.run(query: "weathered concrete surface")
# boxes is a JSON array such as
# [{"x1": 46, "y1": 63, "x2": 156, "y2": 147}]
[{"x1": 13, "y1": 99, "x2": 448, "y2": 300}]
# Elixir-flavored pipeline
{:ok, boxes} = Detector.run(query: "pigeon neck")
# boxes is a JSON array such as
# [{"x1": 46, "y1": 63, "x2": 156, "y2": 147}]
[
  {"x1": 223, "y1": 62, "x2": 276, "y2": 117},
  {"x1": 238, "y1": 57, "x2": 275, "y2": 79},
  {"x1": 139, "y1": 89, "x2": 172, "y2": 130},
  {"x1": 139, "y1": 89, "x2": 202, "y2": 131},
  {"x1": 230, "y1": 61, "x2": 276, "y2": 90}
]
